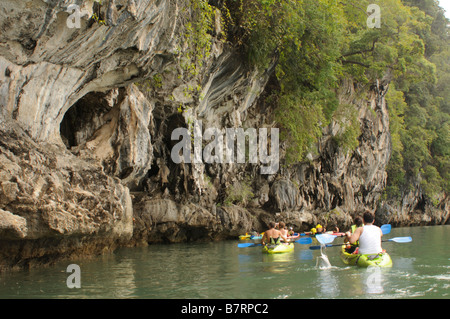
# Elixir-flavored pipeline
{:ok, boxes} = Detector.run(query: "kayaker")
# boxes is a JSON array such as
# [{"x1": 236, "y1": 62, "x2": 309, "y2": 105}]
[
  {"x1": 351, "y1": 216, "x2": 363, "y2": 233},
  {"x1": 288, "y1": 226, "x2": 294, "y2": 236},
  {"x1": 279, "y1": 222, "x2": 289, "y2": 239},
  {"x1": 316, "y1": 224, "x2": 326, "y2": 234},
  {"x1": 345, "y1": 216, "x2": 363, "y2": 254},
  {"x1": 345, "y1": 211, "x2": 383, "y2": 255},
  {"x1": 261, "y1": 221, "x2": 289, "y2": 246}
]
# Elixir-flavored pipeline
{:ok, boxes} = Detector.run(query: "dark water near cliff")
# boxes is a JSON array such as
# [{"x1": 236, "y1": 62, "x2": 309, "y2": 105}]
[{"x1": 0, "y1": 226, "x2": 448, "y2": 299}]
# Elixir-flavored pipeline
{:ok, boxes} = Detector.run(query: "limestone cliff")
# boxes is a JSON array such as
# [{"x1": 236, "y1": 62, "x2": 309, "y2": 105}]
[{"x1": 0, "y1": 0, "x2": 447, "y2": 270}]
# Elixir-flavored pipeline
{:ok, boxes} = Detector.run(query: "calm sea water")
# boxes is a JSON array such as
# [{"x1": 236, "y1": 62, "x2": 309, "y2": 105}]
[{"x1": 0, "y1": 226, "x2": 448, "y2": 299}]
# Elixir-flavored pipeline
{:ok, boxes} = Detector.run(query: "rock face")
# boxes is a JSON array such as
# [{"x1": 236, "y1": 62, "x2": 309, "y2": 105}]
[
  {"x1": 130, "y1": 196, "x2": 265, "y2": 245},
  {"x1": 377, "y1": 191, "x2": 449, "y2": 226},
  {"x1": 0, "y1": 0, "x2": 174, "y2": 269},
  {"x1": 0, "y1": 0, "x2": 447, "y2": 270},
  {"x1": 0, "y1": 0, "x2": 177, "y2": 143},
  {"x1": 0, "y1": 120, "x2": 133, "y2": 270}
]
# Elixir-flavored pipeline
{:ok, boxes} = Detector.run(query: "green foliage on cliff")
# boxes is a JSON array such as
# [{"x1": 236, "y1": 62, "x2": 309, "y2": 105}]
[
  {"x1": 221, "y1": 0, "x2": 441, "y2": 161},
  {"x1": 385, "y1": 83, "x2": 407, "y2": 198},
  {"x1": 225, "y1": 0, "x2": 345, "y2": 162},
  {"x1": 181, "y1": 0, "x2": 215, "y2": 77},
  {"x1": 218, "y1": 0, "x2": 448, "y2": 203},
  {"x1": 188, "y1": 0, "x2": 448, "y2": 202},
  {"x1": 383, "y1": 0, "x2": 450, "y2": 202},
  {"x1": 224, "y1": 178, "x2": 254, "y2": 207}
]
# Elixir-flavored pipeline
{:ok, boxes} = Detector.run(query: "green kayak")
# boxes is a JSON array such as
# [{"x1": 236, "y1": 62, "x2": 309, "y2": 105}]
[
  {"x1": 340, "y1": 245, "x2": 392, "y2": 267},
  {"x1": 262, "y1": 243, "x2": 294, "y2": 254}
]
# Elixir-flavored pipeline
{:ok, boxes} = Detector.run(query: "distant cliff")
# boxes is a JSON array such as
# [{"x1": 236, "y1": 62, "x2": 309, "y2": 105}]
[{"x1": 0, "y1": 0, "x2": 447, "y2": 270}]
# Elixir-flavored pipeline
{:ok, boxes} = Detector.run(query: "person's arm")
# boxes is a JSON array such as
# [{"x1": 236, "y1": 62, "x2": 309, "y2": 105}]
[
  {"x1": 280, "y1": 231, "x2": 289, "y2": 243},
  {"x1": 261, "y1": 232, "x2": 268, "y2": 245},
  {"x1": 346, "y1": 227, "x2": 362, "y2": 244}
]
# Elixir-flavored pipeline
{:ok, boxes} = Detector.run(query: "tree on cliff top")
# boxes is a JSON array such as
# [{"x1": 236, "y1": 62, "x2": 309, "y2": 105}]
[
  {"x1": 191, "y1": 0, "x2": 448, "y2": 204},
  {"x1": 385, "y1": 0, "x2": 449, "y2": 203},
  {"x1": 220, "y1": 0, "x2": 448, "y2": 203}
]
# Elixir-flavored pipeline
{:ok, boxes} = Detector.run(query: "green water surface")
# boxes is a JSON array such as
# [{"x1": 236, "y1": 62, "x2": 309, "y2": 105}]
[{"x1": 0, "y1": 225, "x2": 448, "y2": 299}]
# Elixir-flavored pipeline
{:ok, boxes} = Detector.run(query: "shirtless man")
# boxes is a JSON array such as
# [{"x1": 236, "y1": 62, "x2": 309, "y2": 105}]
[{"x1": 261, "y1": 221, "x2": 289, "y2": 245}]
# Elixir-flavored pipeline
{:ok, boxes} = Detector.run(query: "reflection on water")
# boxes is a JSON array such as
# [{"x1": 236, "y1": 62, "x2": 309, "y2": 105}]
[
  {"x1": 108, "y1": 259, "x2": 137, "y2": 298},
  {"x1": 393, "y1": 257, "x2": 416, "y2": 270},
  {"x1": 261, "y1": 252, "x2": 295, "y2": 274},
  {"x1": 363, "y1": 266, "x2": 384, "y2": 295},
  {"x1": 317, "y1": 268, "x2": 340, "y2": 298},
  {"x1": 299, "y1": 250, "x2": 313, "y2": 260},
  {"x1": 262, "y1": 252, "x2": 295, "y2": 263}
]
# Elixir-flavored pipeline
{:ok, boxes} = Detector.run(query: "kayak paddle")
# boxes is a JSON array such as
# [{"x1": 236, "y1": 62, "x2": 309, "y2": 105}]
[
  {"x1": 383, "y1": 236, "x2": 412, "y2": 243},
  {"x1": 309, "y1": 243, "x2": 340, "y2": 250},
  {"x1": 309, "y1": 236, "x2": 413, "y2": 250},
  {"x1": 380, "y1": 224, "x2": 391, "y2": 235},
  {"x1": 238, "y1": 237, "x2": 312, "y2": 248},
  {"x1": 309, "y1": 224, "x2": 392, "y2": 250},
  {"x1": 315, "y1": 234, "x2": 337, "y2": 245}
]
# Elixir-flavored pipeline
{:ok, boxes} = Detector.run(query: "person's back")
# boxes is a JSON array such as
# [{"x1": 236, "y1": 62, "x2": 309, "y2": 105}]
[
  {"x1": 262, "y1": 221, "x2": 288, "y2": 245},
  {"x1": 345, "y1": 211, "x2": 382, "y2": 255},
  {"x1": 358, "y1": 224, "x2": 382, "y2": 255},
  {"x1": 266, "y1": 228, "x2": 281, "y2": 244},
  {"x1": 279, "y1": 222, "x2": 288, "y2": 238}
]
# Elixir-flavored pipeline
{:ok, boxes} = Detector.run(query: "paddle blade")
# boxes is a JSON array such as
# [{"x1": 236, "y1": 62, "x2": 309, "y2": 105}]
[
  {"x1": 381, "y1": 224, "x2": 391, "y2": 235},
  {"x1": 309, "y1": 244, "x2": 333, "y2": 250},
  {"x1": 295, "y1": 237, "x2": 313, "y2": 245},
  {"x1": 316, "y1": 234, "x2": 337, "y2": 245},
  {"x1": 388, "y1": 236, "x2": 412, "y2": 243}
]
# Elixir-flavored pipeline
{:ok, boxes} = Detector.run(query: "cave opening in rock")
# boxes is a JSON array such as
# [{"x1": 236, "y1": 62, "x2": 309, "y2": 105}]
[
  {"x1": 163, "y1": 113, "x2": 193, "y2": 196},
  {"x1": 60, "y1": 89, "x2": 126, "y2": 149}
]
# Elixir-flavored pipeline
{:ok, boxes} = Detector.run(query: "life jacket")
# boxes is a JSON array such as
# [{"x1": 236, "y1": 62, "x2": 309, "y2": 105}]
[{"x1": 349, "y1": 224, "x2": 359, "y2": 246}]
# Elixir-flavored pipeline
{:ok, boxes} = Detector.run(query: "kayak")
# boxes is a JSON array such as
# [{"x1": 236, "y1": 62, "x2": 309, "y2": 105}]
[
  {"x1": 340, "y1": 245, "x2": 392, "y2": 267},
  {"x1": 310, "y1": 232, "x2": 345, "y2": 237},
  {"x1": 262, "y1": 243, "x2": 294, "y2": 254},
  {"x1": 241, "y1": 232, "x2": 265, "y2": 240},
  {"x1": 286, "y1": 233, "x2": 300, "y2": 239}
]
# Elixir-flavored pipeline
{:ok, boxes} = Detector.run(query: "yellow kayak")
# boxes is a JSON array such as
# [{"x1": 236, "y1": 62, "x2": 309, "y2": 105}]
[
  {"x1": 340, "y1": 245, "x2": 392, "y2": 267},
  {"x1": 239, "y1": 232, "x2": 264, "y2": 240},
  {"x1": 262, "y1": 243, "x2": 294, "y2": 254}
]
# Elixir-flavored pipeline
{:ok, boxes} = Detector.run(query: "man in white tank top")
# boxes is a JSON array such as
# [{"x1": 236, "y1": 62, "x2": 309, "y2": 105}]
[{"x1": 345, "y1": 211, "x2": 383, "y2": 255}]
